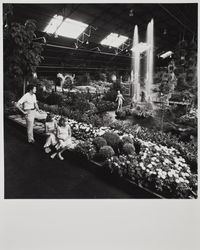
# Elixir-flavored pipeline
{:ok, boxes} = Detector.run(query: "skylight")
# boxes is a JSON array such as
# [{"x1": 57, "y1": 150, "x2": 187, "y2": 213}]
[
  {"x1": 44, "y1": 15, "x2": 88, "y2": 39},
  {"x1": 56, "y1": 18, "x2": 88, "y2": 39},
  {"x1": 100, "y1": 33, "x2": 128, "y2": 48},
  {"x1": 44, "y1": 14, "x2": 63, "y2": 34}
]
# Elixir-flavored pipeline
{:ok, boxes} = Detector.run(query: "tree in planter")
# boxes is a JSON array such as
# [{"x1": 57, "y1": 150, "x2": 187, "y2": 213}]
[{"x1": 4, "y1": 15, "x2": 44, "y2": 95}]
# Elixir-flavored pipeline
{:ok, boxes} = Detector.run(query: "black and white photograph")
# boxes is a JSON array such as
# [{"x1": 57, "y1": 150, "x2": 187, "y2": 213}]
[
  {"x1": 1, "y1": 1, "x2": 200, "y2": 250},
  {"x1": 3, "y1": 2, "x2": 198, "y2": 199}
]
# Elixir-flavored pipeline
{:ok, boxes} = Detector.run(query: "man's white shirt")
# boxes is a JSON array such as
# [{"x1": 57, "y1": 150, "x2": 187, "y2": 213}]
[{"x1": 17, "y1": 92, "x2": 37, "y2": 110}]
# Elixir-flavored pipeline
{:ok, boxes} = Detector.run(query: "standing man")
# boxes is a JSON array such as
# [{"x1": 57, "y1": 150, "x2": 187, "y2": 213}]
[{"x1": 16, "y1": 84, "x2": 46, "y2": 143}]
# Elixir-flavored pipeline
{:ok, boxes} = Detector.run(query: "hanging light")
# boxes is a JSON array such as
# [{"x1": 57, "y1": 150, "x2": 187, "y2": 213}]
[
  {"x1": 86, "y1": 40, "x2": 89, "y2": 44},
  {"x1": 129, "y1": 9, "x2": 134, "y2": 17},
  {"x1": 163, "y1": 29, "x2": 167, "y2": 35}
]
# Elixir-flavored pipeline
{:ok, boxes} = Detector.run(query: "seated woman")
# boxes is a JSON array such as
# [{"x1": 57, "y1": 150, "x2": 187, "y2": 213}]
[
  {"x1": 43, "y1": 113, "x2": 57, "y2": 153},
  {"x1": 50, "y1": 117, "x2": 72, "y2": 160}
]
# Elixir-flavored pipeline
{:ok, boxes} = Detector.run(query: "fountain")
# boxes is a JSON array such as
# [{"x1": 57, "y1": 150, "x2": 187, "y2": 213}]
[
  {"x1": 146, "y1": 19, "x2": 154, "y2": 101},
  {"x1": 130, "y1": 19, "x2": 154, "y2": 104}
]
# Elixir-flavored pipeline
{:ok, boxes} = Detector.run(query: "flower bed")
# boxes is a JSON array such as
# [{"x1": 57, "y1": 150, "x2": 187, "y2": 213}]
[
  {"x1": 110, "y1": 122, "x2": 197, "y2": 171},
  {"x1": 8, "y1": 101, "x2": 197, "y2": 198}
]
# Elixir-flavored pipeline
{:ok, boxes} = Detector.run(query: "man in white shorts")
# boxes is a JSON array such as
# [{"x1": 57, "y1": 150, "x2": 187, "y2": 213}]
[{"x1": 16, "y1": 84, "x2": 46, "y2": 143}]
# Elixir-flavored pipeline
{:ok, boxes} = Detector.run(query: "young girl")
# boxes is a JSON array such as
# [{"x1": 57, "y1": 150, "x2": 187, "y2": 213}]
[
  {"x1": 43, "y1": 113, "x2": 57, "y2": 153},
  {"x1": 50, "y1": 117, "x2": 72, "y2": 160}
]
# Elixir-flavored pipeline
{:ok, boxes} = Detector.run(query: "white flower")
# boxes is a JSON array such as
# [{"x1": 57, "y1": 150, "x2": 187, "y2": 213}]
[
  {"x1": 168, "y1": 172, "x2": 173, "y2": 178},
  {"x1": 164, "y1": 159, "x2": 171, "y2": 164},
  {"x1": 139, "y1": 162, "x2": 144, "y2": 168},
  {"x1": 147, "y1": 164, "x2": 153, "y2": 168},
  {"x1": 174, "y1": 174, "x2": 179, "y2": 178},
  {"x1": 179, "y1": 177, "x2": 184, "y2": 182},
  {"x1": 175, "y1": 179, "x2": 180, "y2": 183}
]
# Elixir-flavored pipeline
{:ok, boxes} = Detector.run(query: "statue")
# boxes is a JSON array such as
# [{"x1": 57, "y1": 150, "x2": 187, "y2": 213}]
[
  {"x1": 115, "y1": 90, "x2": 125, "y2": 112},
  {"x1": 57, "y1": 73, "x2": 75, "y2": 92}
]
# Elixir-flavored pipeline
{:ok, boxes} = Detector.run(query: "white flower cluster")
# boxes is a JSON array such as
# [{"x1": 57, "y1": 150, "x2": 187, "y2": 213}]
[{"x1": 138, "y1": 141, "x2": 192, "y2": 186}]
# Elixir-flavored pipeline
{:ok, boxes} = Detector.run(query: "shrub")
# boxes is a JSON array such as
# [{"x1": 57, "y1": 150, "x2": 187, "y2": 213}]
[
  {"x1": 115, "y1": 110, "x2": 126, "y2": 120},
  {"x1": 99, "y1": 146, "x2": 115, "y2": 160},
  {"x1": 93, "y1": 137, "x2": 107, "y2": 151},
  {"x1": 103, "y1": 87, "x2": 117, "y2": 102},
  {"x1": 73, "y1": 92, "x2": 90, "y2": 112},
  {"x1": 89, "y1": 114, "x2": 104, "y2": 127},
  {"x1": 122, "y1": 136, "x2": 133, "y2": 145},
  {"x1": 60, "y1": 106, "x2": 71, "y2": 117},
  {"x1": 36, "y1": 88, "x2": 49, "y2": 103},
  {"x1": 102, "y1": 132, "x2": 121, "y2": 152},
  {"x1": 96, "y1": 100, "x2": 116, "y2": 113},
  {"x1": 49, "y1": 105, "x2": 59, "y2": 114},
  {"x1": 123, "y1": 143, "x2": 135, "y2": 155},
  {"x1": 4, "y1": 90, "x2": 16, "y2": 107},
  {"x1": 46, "y1": 92, "x2": 63, "y2": 106},
  {"x1": 75, "y1": 141, "x2": 97, "y2": 160}
]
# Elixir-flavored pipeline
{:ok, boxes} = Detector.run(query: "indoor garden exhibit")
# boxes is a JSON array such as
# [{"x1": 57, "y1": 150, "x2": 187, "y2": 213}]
[{"x1": 3, "y1": 3, "x2": 198, "y2": 199}]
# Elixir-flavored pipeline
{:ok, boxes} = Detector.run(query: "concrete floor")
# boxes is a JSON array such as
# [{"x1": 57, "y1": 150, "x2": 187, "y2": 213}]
[{"x1": 4, "y1": 120, "x2": 156, "y2": 199}]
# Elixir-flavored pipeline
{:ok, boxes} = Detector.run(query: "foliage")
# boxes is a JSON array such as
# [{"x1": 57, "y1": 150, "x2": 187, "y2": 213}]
[
  {"x1": 45, "y1": 92, "x2": 63, "y2": 106},
  {"x1": 115, "y1": 110, "x2": 126, "y2": 120},
  {"x1": 95, "y1": 100, "x2": 116, "y2": 113},
  {"x1": 4, "y1": 19, "x2": 43, "y2": 80},
  {"x1": 38, "y1": 79, "x2": 54, "y2": 92},
  {"x1": 93, "y1": 137, "x2": 107, "y2": 151},
  {"x1": 103, "y1": 132, "x2": 121, "y2": 152},
  {"x1": 72, "y1": 92, "x2": 90, "y2": 112},
  {"x1": 75, "y1": 140, "x2": 96, "y2": 160},
  {"x1": 75, "y1": 73, "x2": 91, "y2": 86},
  {"x1": 136, "y1": 141, "x2": 197, "y2": 198},
  {"x1": 132, "y1": 105, "x2": 154, "y2": 118},
  {"x1": 99, "y1": 146, "x2": 115, "y2": 161},
  {"x1": 107, "y1": 154, "x2": 138, "y2": 178},
  {"x1": 121, "y1": 136, "x2": 133, "y2": 145},
  {"x1": 122, "y1": 143, "x2": 135, "y2": 156},
  {"x1": 4, "y1": 90, "x2": 17, "y2": 107},
  {"x1": 103, "y1": 87, "x2": 117, "y2": 102}
]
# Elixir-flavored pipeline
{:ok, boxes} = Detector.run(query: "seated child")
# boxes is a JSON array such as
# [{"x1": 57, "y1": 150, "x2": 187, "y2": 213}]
[
  {"x1": 50, "y1": 117, "x2": 72, "y2": 160},
  {"x1": 43, "y1": 113, "x2": 57, "y2": 153}
]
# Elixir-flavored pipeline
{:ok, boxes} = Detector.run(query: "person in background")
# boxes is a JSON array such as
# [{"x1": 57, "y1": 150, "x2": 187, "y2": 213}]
[
  {"x1": 16, "y1": 84, "x2": 46, "y2": 143},
  {"x1": 115, "y1": 90, "x2": 125, "y2": 112},
  {"x1": 43, "y1": 113, "x2": 57, "y2": 153},
  {"x1": 50, "y1": 117, "x2": 72, "y2": 160}
]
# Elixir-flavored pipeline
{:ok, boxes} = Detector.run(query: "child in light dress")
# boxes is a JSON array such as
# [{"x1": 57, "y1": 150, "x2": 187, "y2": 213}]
[
  {"x1": 43, "y1": 113, "x2": 57, "y2": 153},
  {"x1": 50, "y1": 117, "x2": 72, "y2": 160}
]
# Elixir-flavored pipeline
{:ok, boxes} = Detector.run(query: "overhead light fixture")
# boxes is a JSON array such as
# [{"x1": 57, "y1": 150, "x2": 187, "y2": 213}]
[
  {"x1": 100, "y1": 33, "x2": 128, "y2": 48},
  {"x1": 160, "y1": 51, "x2": 174, "y2": 59},
  {"x1": 129, "y1": 9, "x2": 134, "y2": 17},
  {"x1": 131, "y1": 42, "x2": 151, "y2": 53}
]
